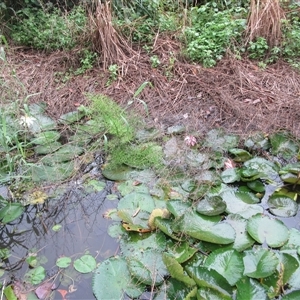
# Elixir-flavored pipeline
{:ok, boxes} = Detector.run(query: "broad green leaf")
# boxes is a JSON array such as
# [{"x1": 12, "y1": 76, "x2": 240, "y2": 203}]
[
  {"x1": 280, "y1": 252, "x2": 299, "y2": 284},
  {"x1": 270, "y1": 132, "x2": 299, "y2": 159},
  {"x1": 221, "y1": 168, "x2": 241, "y2": 183},
  {"x1": 34, "y1": 141, "x2": 62, "y2": 155},
  {"x1": 204, "y1": 249, "x2": 244, "y2": 285},
  {"x1": 154, "y1": 278, "x2": 197, "y2": 300},
  {"x1": 59, "y1": 110, "x2": 86, "y2": 124},
  {"x1": 162, "y1": 253, "x2": 196, "y2": 286},
  {"x1": 247, "y1": 214, "x2": 289, "y2": 248},
  {"x1": 186, "y1": 266, "x2": 232, "y2": 296},
  {"x1": 93, "y1": 257, "x2": 145, "y2": 300},
  {"x1": 197, "y1": 287, "x2": 232, "y2": 300},
  {"x1": 127, "y1": 249, "x2": 169, "y2": 286},
  {"x1": 172, "y1": 210, "x2": 235, "y2": 244},
  {"x1": 244, "y1": 157, "x2": 279, "y2": 178},
  {"x1": 281, "y1": 228, "x2": 300, "y2": 250},
  {"x1": 247, "y1": 180, "x2": 265, "y2": 193},
  {"x1": 84, "y1": 179, "x2": 106, "y2": 193},
  {"x1": 268, "y1": 195, "x2": 298, "y2": 217},
  {"x1": 56, "y1": 257, "x2": 72, "y2": 268},
  {"x1": 117, "y1": 180, "x2": 149, "y2": 196},
  {"x1": 222, "y1": 190, "x2": 263, "y2": 219},
  {"x1": 236, "y1": 277, "x2": 267, "y2": 300},
  {"x1": 282, "y1": 290, "x2": 300, "y2": 300},
  {"x1": 229, "y1": 148, "x2": 252, "y2": 162},
  {"x1": 154, "y1": 217, "x2": 181, "y2": 241},
  {"x1": 235, "y1": 191, "x2": 260, "y2": 204},
  {"x1": 225, "y1": 214, "x2": 255, "y2": 252},
  {"x1": 204, "y1": 129, "x2": 239, "y2": 151},
  {"x1": 120, "y1": 231, "x2": 166, "y2": 257},
  {"x1": 244, "y1": 133, "x2": 270, "y2": 150},
  {"x1": 52, "y1": 224, "x2": 62, "y2": 232},
  {"x1": 0, "y1": 203, "x2": 24, "y2": 224},
  {"x1": 24, "y1": 266, "x2": 46, "y2": 285},
  {"x1": 167, "y1": 241, "x2": 198, "y2": 263},
  {"x1": 281, "y1": 173, "x2": 300, "y2": 185},
  {"x1": 166, "y1": 200, "x2": 192, "y2": 217},
  {"x1": 118, "y1": 192, "x2": 155, "y2": 214},
  {"x1": 74, "y1": 254, "x2": 96, "y2": 274},
  {"x1": 30, "y1": 131, "x2": 60, "y2": 145},
  {"x1": 196, "y1": 196, "x2": 226, "y2": 216},
  {"x1": 4, "y1": 286, "x2": 17, "y2": 300},
  {"x1": 280, "y1": 163, "x2": 300, "y2": 175},
  {"x1": 243, "y1": 248, "x2": 279, "y2": 278}
]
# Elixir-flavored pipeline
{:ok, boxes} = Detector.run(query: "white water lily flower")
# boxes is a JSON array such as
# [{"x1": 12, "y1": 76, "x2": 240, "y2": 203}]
[
  {"x1": 184, "y1": 135, "x2": 197, "y2": 147},
  {"x1": 19, "y1": 114, "x2": 36, "y2": 128}
]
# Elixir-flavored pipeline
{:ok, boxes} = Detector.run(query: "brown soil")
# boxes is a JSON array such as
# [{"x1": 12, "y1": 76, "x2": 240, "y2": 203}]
[{"x1": 3, "y1": 36, "x2": 300, "y2": 139}]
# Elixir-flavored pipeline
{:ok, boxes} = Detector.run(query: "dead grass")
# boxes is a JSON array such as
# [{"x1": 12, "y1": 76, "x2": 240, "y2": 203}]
[
  {"x1": 3, "y1": 34, "x2": 300, "y2": 139},
  {"x1": 246, "y1": 0, "x2": 285, "y2": 47}
]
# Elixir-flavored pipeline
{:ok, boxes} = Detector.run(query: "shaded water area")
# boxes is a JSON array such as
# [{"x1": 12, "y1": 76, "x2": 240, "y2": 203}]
[{"x1": 0, "y1": 177, "x2": 119, "y2": 299}]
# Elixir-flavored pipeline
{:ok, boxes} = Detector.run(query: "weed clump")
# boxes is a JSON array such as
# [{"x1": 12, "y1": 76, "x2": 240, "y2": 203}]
[{"x1": 89, "y1": 94, "x2": 163, "y2": 170}]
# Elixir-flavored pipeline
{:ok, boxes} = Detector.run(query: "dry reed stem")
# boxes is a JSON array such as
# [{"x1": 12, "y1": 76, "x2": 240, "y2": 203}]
[
  {"x1": 246, "y1": 0, "x2": 285, "y2": 47},
  {"x1": 89, "y1": 0, "x2": 137, "y2": 70}
]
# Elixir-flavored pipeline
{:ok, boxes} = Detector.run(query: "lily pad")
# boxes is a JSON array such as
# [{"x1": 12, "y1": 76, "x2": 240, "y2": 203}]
[
  {"x1": 93, "y1": 257, "x2": 145, "y2": 299},
  {"x1": 56, "y1": 257, "x2": 72, "y2": 268},
  {"x1": 270, "y1": 132, "x2": 299, "y2": 159},
  {"x1": 236, "y1": 277, "x2": 267, "y2": 299},
  {"x1": 74, "y1": 254, "x2": 96, "y2": 274},
  {"x1": 0, "y1": 203, "x2": 24, "y2": 224},
  {"x1": 24, "y1": 266, "x2": 46, "y2": 285},
  {"x1": 246, "y1": 214, "x2": 289, "y2": 248},
  {"x1": 243, "y1": 248, "x2": 279, "y2": 278},
  {"x1": 167, "y1": 241, "x2": 198, "y2": 263},
  {"x1": 30, "y1": 131, "x2": 60, "y2": 145},
  {"x1": 243, "y1": 157, "x2": 279, "y2": 179},
  {"x1": 268, "y1": 195, "x2": 298, "y2": 217},
  {"x1": 221, "y1": 168, "x2": 241, "y2": 183},
  {"x1": 172, "y1": 210, "x2": 235, "y2": 244},
  {"x1": 282, "y1": 290, "x2": 300, "y2": 300},
  {"x1": 244, "y1": 133, "x2": 270, "y2": 150},
  {"x1": 204, "y1": 129, "x2": 239, "y2": 151},
  {"x1": 196, "y1": 196, "x2": 226, "y2": 216},
  {"x1": 229, "y1": 148, "x2": 252, "y2": 162},
  {"x1": 118, "y1": 192, "x2": 155, "y2": 214},
  {"x1": 225, "y1": 214, "x2": 255, "y2": 252},
  {"x1": 204, "y1": 248, "x2": 244, "y2": 285},
  {"x1": 127, "y1": 249, "x2": 169, "y2": 285}
]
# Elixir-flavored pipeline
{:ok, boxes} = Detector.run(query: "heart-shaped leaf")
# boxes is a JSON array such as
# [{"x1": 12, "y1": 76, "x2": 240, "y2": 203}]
[
  {"x1": 196, "y1": 196, "x2": 226, "y2": 216},
  {"x1": 268, "y1": 195, "x2": 298, "y2": 217},
  {"x1": 246, "y1": 214, "x2": 289, "y2": 248},
  {"x1": 236, "y1": 277, "x2": 267, "y2": 299},
  {"x1": 74, "y1": 254, "x2": 96, "y2": 274}
]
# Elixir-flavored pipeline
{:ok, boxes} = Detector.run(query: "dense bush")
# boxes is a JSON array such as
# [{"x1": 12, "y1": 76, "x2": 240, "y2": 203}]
[
  {"x1": 184, "y1": 4, "x2": 247, "y2": 67},
  {"x1": 10, "y1": 5, "x2": 87, "y2": 50}
]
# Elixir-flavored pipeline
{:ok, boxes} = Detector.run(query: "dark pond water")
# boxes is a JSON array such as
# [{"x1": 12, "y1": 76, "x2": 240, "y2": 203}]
[{"x1": 0, "y1": 179, "x2": 119, "y2": 299}]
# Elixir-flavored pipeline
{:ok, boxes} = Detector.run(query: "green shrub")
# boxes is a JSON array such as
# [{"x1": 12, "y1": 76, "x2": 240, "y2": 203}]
[
  {"x1": 10, "y1": 5, "x2": 87, "y2": 50},
  {"x1": 248, "y1": 37, "x2": 269, "y2": 59},
  {"x1": 184, "y1": 4, "x2": 247, "y2": 67}
]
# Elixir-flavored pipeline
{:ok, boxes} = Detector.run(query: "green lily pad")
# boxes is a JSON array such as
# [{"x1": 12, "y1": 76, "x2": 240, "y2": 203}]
[
  {"x1": 56, "y1": 257, "x2": 72, "y2": 268},
  {"x1": 93, "y1": 257, "x2": 145, "y2": 299},
  {"x1": 280, "y1": 252, "x2": 299, "y2": 284},
  {"x1": 221, "y1": 168, "x2": 241, "y2": 183},
  {"x1": 162, "y1": 253, "x2": 196, "y2": 286},
  {"x1": 247, "y1": 180, "x2": 265, "y2": 193},
  {"x1": 74, "y1": 254, "x2": 96, "y2": 274},
  {"x1": 167, "y1": 241, "x2": 198, "y2": 263},
  {"x1": 281, "y1": 228, "x2": 300, "y2": 250},
  {"x1": 166, "y1": 200, "x2": 192, "y2": 217},
  {"x1": 186, "y1": 265, "x2": 232, "y2": 296},
  {"x1": 127, "y1": 249, "x2": 169, "y2": 286},
  {"x1": 235, "y1": 191, "x2": 260, "y2": 204},
  {"x1": 204, "y1": 129, "x2": 239, "y2": 151},
  {"x1": 280, "y1": 163, "x2": 300, "y2": 175},
  {"x1": 84, "y1": 179, "x2": 106, "y2": 193},
  {"x1": 29, "y1": 161, "x2": 75, "y2": 182},
  {"x1": 236, "y1": 277, "x2": 267, "y2": 299},
  {"x1": 34, "y1": 141, "x2": 62, "y2": 155},
  {"x1": 118, "y1": 192, "x2": 155, "y2": 214},
  {"x1": 225, "y1": 214, "x2": 255, "y2": 252},
  {"x1": 41, "y1": 145, "x2": 84, "y2": 165},
  {"x1": 244, "y1": 133, "x2": 270, "y2": 150},
  {"x1": 172, "y1": 210, "x2": 235, "y2": 244},
  {"x1": 196, "y1": 196, "x2": 226, "y2": 216},
  {"x1": 229, "y1": 148, "x2": 252, "y2": 162},
  {"x1": 243, "y1": 248, "x2": 279, "y2": 278},
  {"x1": 24, "y1": 266, "x2": 46, "y2": 285},
  {"x1": 204, "y1": 248, "x2": 244, "y2": 285},
  {"x1": 59, "y1": 110, "x2": 86, "y2": 125},
  {"x1": 120, "y1": 232, "x2": 166, "y2": 257},
  {"x1": 270, "y1": 132, "x2": 299, "y2": 159},
  {"x1": 281, "y1": 173, "x2": 300, "y2": 185},
  {"x1": 282, "y1": 290, "x2": 300, "y2": 300},
  {"x1": 30, "y1": 131, "x2": 60, "y2": 145},
  {"x1": 222, "y1": 190, "x2": 263, "y2": 219},
  {"x1": 247, "y1": 214, "x2": 289, "y2": 248},
  {"x1": 0, "y1": 203, "x2": 24, "y2": 224},
  {"x1": 243, "y1": 157, "x2": 279, "y2": 179},
  {"x1": 154, "y1": 217, "x2": 181, "y2": 241},
  {"x1": 268, "y1": 195, "x2": 298, "y2": 217}
]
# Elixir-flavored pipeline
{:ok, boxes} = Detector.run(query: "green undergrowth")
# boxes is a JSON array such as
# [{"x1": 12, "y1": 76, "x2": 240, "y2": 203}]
[{"x1": 89, "y1": 94, "x2": 163, "y2": 171}]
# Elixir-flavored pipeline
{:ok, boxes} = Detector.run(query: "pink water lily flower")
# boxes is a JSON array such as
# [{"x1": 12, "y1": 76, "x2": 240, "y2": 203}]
[
  {"x1": 224, "y1": 158, "x2": 236, "y2": 169},
  {"x1": 184, "y1": 135, "x2": 197, "y2": 147}
]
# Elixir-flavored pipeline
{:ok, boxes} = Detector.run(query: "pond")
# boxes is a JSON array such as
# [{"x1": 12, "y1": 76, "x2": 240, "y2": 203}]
[{"x1": 0, "y1": 177, "x2": 119, "y2": 299}]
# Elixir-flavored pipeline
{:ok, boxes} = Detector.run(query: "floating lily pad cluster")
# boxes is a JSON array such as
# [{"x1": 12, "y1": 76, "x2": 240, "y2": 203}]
[{"x1": 93, "y1": 129, "x2": 300, "y2": 299}]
